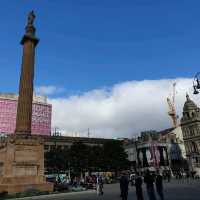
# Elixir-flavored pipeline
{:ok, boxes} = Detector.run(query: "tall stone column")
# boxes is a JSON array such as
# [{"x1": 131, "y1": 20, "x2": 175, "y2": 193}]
[
  {"x1": 0, "y1": 11, "x2": 53, "y2": 194},
  {"x1": 15, "y1": 11, "x2": 39, "y2": 134}
]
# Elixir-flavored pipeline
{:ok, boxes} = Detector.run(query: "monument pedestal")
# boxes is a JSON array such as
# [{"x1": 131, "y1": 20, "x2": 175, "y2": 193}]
[{"x1": 0, "y1": 135, "x2": 53, "y2": 194}]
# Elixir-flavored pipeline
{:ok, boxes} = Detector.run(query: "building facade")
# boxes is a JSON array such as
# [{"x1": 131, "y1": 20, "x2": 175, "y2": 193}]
[
  {"x1": 124, "y1": 140, "x2": 137, "y2": 170},
  {"x1": 137, "y1": 131, "x2": 169, "y2": 172},
  {"x1": 181, "y1": 94, "x2": 200, "y2": 176},
  {"x1": 124, "y1": 127, "x2": 189, "y2": 173},
  {"x1": 159, "y1": 126, "x2": 188, "y2": 173},
  {"x1": 124, "y1": 131, "x2": 170, "y2": 172},
  {"x1": 0, "y1": 93, "x2": 51, "y2": 136}
]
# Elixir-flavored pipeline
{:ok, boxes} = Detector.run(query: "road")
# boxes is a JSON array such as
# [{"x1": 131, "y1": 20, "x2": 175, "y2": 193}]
[{"x1": 13, "y1": 179, "x2": 200, "y2": 200}]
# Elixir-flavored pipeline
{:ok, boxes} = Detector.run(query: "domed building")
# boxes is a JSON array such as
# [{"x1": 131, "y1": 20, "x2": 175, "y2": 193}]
[{"x1": 181, "y1": 94, "x2": 200, "y2": 176}]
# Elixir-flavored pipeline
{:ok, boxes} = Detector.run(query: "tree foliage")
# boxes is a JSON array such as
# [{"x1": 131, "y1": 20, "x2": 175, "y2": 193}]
[
  {"x1": 69, "y1": 142, "x2": 90, "y2": 173},
  {"x1": 102, "y1": 140, "x2": 130, "y2": 171},
  {"x1": 45, "y1": 140, "x2": 130, "y2": 174},
  {"x1": 45, "y1": 146, "x2": 69, "y2": 173}
]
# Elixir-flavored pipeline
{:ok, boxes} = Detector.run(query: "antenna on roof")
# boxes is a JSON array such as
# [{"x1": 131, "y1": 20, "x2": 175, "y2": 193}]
[{"x1": 88, "y1": 128, "x2": 90, "y2": 138}]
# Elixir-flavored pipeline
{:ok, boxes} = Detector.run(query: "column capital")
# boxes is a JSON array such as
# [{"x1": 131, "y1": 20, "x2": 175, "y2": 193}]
[{"x1": 20, "y1": 34, "x2": 39, "y2": 46}]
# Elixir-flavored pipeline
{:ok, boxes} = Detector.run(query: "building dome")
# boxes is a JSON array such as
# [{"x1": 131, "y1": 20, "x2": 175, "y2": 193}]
[{"x1": 183, "y1": 94, "x2": 198, "y2": 112}]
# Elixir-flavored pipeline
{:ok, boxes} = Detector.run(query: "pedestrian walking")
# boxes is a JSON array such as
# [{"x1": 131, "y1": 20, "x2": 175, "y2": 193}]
[
  {"x1": 96, "y1": 175, "x2": 104, "y2": 196},
  {"x1": 144, "y1": 170, "x2": 157, "y2": 200},
  {"x1": 186, "y1": 171, "x2": 190, "y2": 183},
  {"x1": 120, "y1": 172, "x2": 129, "y2": 200},
  {"x1": 155, "y1": 171, "x2": 164, "y2": 200},
  {"x1": 135, "y1": 172, "x2": 144, "y2": 200},
  {"x1": 166, "y1": 171, "x2": 171, "y2": 182}
]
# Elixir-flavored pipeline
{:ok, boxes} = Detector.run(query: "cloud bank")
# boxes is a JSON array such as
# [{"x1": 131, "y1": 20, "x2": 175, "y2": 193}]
[{"x1": 45, "y1": 78, "x2": 200, "y2": 139}]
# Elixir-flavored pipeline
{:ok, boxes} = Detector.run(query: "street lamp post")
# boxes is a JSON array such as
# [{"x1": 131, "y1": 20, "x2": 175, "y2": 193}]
[
  {"x1": 68, "y1": 161, "x2": 71, "y2": 180},
  {"x1": 193, "y1": 72, "x2": 200, "y2": 95},
  {"x1": 191, "y1": 73, "x2": 200, "y2": 176}
]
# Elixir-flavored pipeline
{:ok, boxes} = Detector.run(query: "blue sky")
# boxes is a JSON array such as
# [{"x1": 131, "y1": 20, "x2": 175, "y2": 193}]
[{"x1": 0, "y1": 0, "x2": 199, "y2": 96}]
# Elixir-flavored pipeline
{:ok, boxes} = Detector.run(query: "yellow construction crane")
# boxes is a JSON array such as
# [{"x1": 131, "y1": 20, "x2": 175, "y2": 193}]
[{"x1": 167, "y1": 83, "x2": 178, "y2": 128}]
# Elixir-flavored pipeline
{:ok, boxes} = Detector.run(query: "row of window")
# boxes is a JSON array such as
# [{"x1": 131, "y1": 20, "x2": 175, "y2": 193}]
[
  {"x1": 32, "y1": 118, "x2": 50, "y2": 123},
  {"x1": 44, "y1": 144, "x2": 69, "y2": 151},
  {"x1": 183, "y1": 126, "x2": 200, "y2": 138},
  {"x1": 185, "y1": 141, "x2": 199, "y2": 154},
  {"x1": 0, "y1": 108, "x2": 16, "y2": 112},
  {"x1": 0, "y1": 117, "x2": 50, "y2": 123},
  {"x1": 0, "y1": 102, "x2": 50, "y2": 111},
  {"x1": 0, "y1": 110, "x2": 50, "y2": 116},
  {"x1": 33, "y1": 105, "x2": 51, "y2": 112},
  {"x1": 0, "y1": 106, "x2": 50, "y2": 111}
]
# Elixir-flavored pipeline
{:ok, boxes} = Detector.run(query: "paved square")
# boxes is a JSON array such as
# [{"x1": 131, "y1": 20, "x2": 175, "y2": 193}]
[{"x1": 14, "y1": 179, "x2": 200, "y2": 200}]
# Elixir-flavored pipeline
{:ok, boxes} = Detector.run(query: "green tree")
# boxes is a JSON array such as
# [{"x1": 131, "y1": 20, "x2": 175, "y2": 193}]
[
  {"x1": 69, "y1": 142, "x2": 90, "y2": 175},
  {"x1": 102, "y1": 140, "x2": 130, "y2": 172},
  {"x1": 88, "y1": 145, "x2": 104, "y2": 171},
  {"x1": 44, "y1": 140, "x2": 129, "y2": 175},
  {"x1": 45, "y1": 147, "x2": 69, "y2": 174}
]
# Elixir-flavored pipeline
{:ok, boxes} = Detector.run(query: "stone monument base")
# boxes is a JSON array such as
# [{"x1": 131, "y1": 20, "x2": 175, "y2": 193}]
[{"x1": 0, "y1": 135, "x2": 53, "y2": 194}]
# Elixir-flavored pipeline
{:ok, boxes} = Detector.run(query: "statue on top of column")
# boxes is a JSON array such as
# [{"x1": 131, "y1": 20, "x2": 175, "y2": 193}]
[
  {"x1": 27, "y1": 10, "x2": 35, "y2": 26},
  {"x1": 24, "y1": 10, "x2": 37, "y2": 37}
]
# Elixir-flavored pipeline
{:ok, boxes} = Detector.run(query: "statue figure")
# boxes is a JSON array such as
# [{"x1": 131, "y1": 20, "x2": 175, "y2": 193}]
[{"x1": 27, "y1": 10, "x2": 35, "y2": 26}]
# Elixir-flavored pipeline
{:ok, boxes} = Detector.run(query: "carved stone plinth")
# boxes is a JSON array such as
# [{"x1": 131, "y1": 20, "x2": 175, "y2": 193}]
[{"x1": 0, "y1": 135, "x2": 53, "y2": 194}]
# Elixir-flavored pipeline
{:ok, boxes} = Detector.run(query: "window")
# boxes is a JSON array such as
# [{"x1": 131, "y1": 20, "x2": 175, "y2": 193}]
[
  {"x1": 192, "y1": 142, "x2": 198, "y2": 153},
  {"x1": 44, "y1": 145, "x2": 49, "y2": 151}
]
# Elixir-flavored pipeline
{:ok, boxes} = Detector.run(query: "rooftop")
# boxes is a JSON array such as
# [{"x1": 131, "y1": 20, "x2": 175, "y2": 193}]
[{"x1": 0, "y1": 93, "x2": 48, "y2": 104}]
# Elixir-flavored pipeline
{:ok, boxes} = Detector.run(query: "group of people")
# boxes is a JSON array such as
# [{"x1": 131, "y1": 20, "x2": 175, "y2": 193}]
[
  {"x1": 173, "y1": 170, "x2": 199, "y2": 180},
  {"x1": 55, "y1": 173, "x2": 107, "y2": 196},
  {"x1": 120, "y1": 170, "x2": 164, "y2": 200}
]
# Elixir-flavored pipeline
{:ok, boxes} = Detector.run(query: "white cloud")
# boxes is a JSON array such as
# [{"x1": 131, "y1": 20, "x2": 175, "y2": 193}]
[
  {"x1": 48, "y1": 78, "x2": 200, "y2": 139},
  {"x1": 35, "y1": 86, "x2": 64, "y2": 96}
]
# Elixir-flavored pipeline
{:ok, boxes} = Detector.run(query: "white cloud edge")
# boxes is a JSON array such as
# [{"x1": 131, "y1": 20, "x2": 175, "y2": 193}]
[
  {"x1": 35, "y1": 85, "x2": 65, "y2": 96},
  {"x1": 45, "y1": 78, "x2": 199, "y2": 139}
]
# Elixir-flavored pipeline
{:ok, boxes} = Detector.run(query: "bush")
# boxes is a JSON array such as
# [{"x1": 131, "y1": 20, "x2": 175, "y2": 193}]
[{"x1": 0, "y1": 191, "x2": 8, "y2": 198}]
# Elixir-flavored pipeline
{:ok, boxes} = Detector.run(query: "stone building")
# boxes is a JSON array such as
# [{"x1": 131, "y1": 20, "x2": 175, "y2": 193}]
[
  {"x1": 124, "y1": 128, "x2": 188, "y2": 173},
  {"x1": 136, "y1": 131, "x2": 169, "y2": 172},
  {"x1": 124, "y1": 139, "x2": 137, "y2": 170},
  {"x1": 181, "y1": 94, "x2": 200, "y2": 176},
  {"x1": 124, "y1": 131, "x2": 170, "y2": 172},
  {"x1": 159, "y1": 126, "x2": 188, "y2": 173}
]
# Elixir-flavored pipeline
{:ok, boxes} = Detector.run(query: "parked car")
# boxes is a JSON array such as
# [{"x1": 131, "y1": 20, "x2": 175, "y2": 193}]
[{"x1": 46, "y1": 174, "x2": 69, "y2": 191}]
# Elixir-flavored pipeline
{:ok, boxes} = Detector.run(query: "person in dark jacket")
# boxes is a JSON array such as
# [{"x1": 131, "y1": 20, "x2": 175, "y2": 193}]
[
  {"x1": 135, "y1": 172, "x2": 144, "y2": 200},
  {"x1": 155, "y1": 171, "x2": 164, "y2": 200},
  {"x1": 120, "y1": 172, "x2": 129, "y2": 200},
  {"x1": 144, "y1": 170, "x2": 157, "y2": 200},
  {"x1": 166, "y1": 170, "x2": 171, "y2": 182}
]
